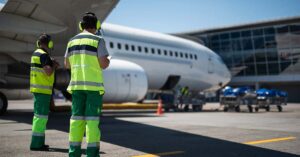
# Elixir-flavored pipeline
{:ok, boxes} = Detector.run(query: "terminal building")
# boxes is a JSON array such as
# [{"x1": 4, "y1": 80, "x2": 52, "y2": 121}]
[{"x1": 178, "y1": 16, "x2": 300, "y2": 102}]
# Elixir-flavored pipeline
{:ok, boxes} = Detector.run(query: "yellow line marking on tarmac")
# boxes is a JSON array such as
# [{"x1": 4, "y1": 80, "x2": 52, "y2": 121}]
[
  {"x1": 132, "y1": 151, "x2": 185, "y2": 157},
  {"x1": 244, "y1": 136, "x2": 296, "y2": 145}
]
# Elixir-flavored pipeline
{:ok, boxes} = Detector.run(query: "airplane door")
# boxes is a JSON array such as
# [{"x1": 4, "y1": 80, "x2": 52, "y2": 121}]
[
  {"x1": 208, "y1": 56, "x2": 214, "y2": 73},
  {"x1": 117, "y1": 72, "x2": 131, "y2": 100}
]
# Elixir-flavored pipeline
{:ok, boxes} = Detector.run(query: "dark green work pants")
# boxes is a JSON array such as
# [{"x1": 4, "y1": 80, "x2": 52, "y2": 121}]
[
  {"x1": 30, "y1": 93, "x2": 51, "y2": 149},
  {"x1": 69, "y1": 90, "x2": 103, "y2": 157}
]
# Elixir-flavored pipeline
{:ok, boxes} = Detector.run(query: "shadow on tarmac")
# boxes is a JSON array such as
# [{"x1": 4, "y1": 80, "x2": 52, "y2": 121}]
[
  {"x1": 48, "y1": 147, "x2": 106, "y2": 155},
  {"x1": 1, "y1": 110, "x2": 299, "y2": 157}
]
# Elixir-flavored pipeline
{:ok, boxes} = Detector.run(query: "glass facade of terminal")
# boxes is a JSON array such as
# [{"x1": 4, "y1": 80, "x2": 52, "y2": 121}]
[{"x1": 198, "y1": 23, "x2": 300, "y2": 76}]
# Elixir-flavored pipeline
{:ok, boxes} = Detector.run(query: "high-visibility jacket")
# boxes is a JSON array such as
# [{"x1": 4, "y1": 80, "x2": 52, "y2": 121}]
[
  {"x1": 30, "y1": 49, "x2": 54, "y2": 95},
  {"x1": 181, "y1": 87, "x2": 189, "y2": 96},
  {"x1": 66, "y1": 32, "x2": 105, "y2": 94}
]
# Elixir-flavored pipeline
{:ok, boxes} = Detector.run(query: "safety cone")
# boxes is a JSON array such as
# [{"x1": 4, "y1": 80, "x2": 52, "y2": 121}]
[{"x1": 156, "y1": 99, "x2": 163, "y2": 116}]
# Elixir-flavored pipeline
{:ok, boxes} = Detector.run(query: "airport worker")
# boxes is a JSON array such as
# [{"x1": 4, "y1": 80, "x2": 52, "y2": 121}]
[
  {"x1": 64, "y1": 12, "x2": 110, "y2": 157},
  {"x1": 181, "y1": 86, "x2": 189, "y2": 96},
  {"x1": 30, "y1": 33, "x2": 59, "y2": 151}
]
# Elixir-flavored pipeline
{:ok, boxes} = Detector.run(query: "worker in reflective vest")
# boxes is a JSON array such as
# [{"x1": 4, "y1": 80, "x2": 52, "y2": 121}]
[
  {"x1": 64, "y1": 12, "x2": 110, "y2": 157},
  {"x1": 30, "y1": 33, "x2": 59, "y2": 151},
  {"x1": 181, "y1": 86, "x2": 190, "y2": 96}
]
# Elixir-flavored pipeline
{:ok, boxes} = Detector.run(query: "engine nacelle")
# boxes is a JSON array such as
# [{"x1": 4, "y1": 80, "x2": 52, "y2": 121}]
[
  {"x1": 103, "y1": 59, "x2": 148, "y2": 103},
  {"x1": 0, "y1": 89, "x2": 32, "y2": 100},
  {"x1": 55, "y1": 59, "x2": 148, "y2": 103}
]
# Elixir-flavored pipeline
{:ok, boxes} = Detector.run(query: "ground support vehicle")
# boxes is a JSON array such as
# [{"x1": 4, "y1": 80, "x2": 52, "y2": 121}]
[
  {"x1": 160, "y1": 92, "x2": 205, "y2": 112},
  {"x1": 255, "y1": 89, "x2": 287, "y2": 112},
  {"x1": 220, "y1": 87, "x2": 256, "y2": 112}
]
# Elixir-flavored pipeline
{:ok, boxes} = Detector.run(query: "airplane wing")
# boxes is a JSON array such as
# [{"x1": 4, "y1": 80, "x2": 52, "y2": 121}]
[{"x1": 0, "y1": 0, "x2": 119, "y2": 63}]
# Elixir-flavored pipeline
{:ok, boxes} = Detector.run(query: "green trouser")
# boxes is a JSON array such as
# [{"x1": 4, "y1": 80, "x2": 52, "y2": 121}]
[
  {"x1": 30, "y1": 93, "x2": 51, "y2": 149},
  {"x1": 69, "y1": 90, "x2": 103, "y2": 157}
]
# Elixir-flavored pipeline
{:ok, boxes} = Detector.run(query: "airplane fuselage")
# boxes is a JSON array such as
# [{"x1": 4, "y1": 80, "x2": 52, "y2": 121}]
[{"x1": 102, "y1": 23, "x2": 231, "y2": 92}]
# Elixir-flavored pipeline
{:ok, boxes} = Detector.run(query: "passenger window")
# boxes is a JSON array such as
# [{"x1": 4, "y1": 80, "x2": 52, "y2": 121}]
[
  {"x1": 194, "y1": 54, "x2": 198, "y2": 60},
  {"x1": 185, "y1": 53, "x2": 188, "y2": 58},
  {"x1": 109, "y1": 42, "x2": 114, "y2": 49},
  {"x1": 170, "y1": 51, "x2": 173, "y2": 56},
  {"x1": 175, "y1": 51, "x2": 178, "y2": 57},
  {"x1": 180, "y1": 52, "x2": 183, "y2": 58},
  {"x1": 164, "y1": 50, "x2": 168, "y2": 56},
  {"x1": 117, "y1": 43, "x2": 122, "y2": 49},
  {"x1": 131, "y1": 45, "x2": 135, "y2": 51},
  {"x1": 190, "y1": 54, "x2": 193, "y2": 59},
  {"x1": 151, "y1": 48, "x2": 155, "y2": 54},
  {"x1": 138, "y1": 46, "x2": 142, "y2": 52},
  {"x1": 145, "y1": 47, "x2": 148, "y2": 53},
  {"x1": 158, "y1": 49, "x2": 161, "y2": 55},
  {"x1": 125, "y1": 44, "x2": 129, "y2": 50}
]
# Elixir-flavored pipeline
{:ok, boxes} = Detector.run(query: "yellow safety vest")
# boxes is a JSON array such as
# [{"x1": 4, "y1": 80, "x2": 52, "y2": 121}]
[
  {"x1": 66, "y1": 32, "x2": 105, "y2": 94},
  {"x1": 30, "y1": 49, "x2": 54, "y2": 95},
  {"x1": 181, "y1": 87, "x2": 189, "y2": 96}
]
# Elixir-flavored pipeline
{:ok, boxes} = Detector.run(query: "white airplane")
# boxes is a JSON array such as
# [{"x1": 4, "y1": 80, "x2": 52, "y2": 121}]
[{"x1": 0, "y1": 0, "x2": 230, "y2": 115}]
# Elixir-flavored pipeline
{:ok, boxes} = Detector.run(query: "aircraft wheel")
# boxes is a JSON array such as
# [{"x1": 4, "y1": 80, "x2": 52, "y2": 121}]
[
  {"x1": 198, "y1": 105, "x2": 203, "y2": 112},
  {"x1": 183, "y1": 105, "x2": 189, "y2": 112},
  {"x1": 255, "y1": 107, "x2": 259, "y2": 112},
  {"x1": 0, "y1": 92, "x2": 8, "y2": 116},
  {"x1": 277, "y1": 105, "x2": 283, "y2": 112},
  {"x1": 247, "y1": 105, "x2": 253, "y2": 113},
  {"x1": 192, "y1": 105, "x2": 200, "y2": 112},
  {"x1": 265, "y1": 106, "x2": 270, "y2": 112},
  {"x1": 223, "y1": 106, "x2": 228, "y2": 112},
  {"x1": 235, "y1": 106, "x2": 240, "y2": 112}
]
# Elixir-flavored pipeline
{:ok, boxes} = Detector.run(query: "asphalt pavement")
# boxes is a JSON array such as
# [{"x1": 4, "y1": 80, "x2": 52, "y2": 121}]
[{"x1": 0, "y1": 100, "x2": 299, "y2": 157}]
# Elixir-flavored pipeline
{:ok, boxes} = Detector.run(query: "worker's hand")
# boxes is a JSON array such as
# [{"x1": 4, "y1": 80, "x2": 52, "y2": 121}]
[{"x1": 51, "y1": 58, "x2": 60, "y2": 69}]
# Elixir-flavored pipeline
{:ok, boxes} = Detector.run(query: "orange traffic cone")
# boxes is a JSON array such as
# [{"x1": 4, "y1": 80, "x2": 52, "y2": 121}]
[{"x1": 156, "y1": 99, "x2": 163, "y2": 116}]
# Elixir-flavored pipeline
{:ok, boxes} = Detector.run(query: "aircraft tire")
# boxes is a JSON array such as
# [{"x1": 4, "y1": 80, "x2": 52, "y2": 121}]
[
  {"x1": 223, "y1": 106, "x2": 228, "y2": 112},
  {"x1": 277, "y1": 105, "x2": 283, "y2": 112},
  {"x1": 183, "y1": 105, "x2": 189, "y2": 112},
  {"x1": 0, "y1": 92, "x2": 8, "y2": 116},
  {"x1": 235, "y1": 106, "x2": 240, "y2": 112},
  {"x1": 248, "y1": 105, "x2": 253, "y2": 113},
  {"x1": 265, "y1": 106, "x2": 270, "y2": 112},
  {"x1": 198, "y1": 105, "x2": 203, "y2": 112}
]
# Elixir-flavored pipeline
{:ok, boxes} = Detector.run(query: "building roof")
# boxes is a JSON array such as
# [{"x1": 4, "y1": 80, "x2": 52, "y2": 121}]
[{"x1": 180, "y1": 16, "x2": 300, "y2": 35}]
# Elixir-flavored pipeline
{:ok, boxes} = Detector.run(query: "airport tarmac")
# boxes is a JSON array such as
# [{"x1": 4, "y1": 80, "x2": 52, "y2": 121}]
[{"x1": 0, "y1": 100, "x2": 300, "y2": 157}]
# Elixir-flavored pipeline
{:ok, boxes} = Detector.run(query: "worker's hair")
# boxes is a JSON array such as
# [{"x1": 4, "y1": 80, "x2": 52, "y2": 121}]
[
  {"x1": 81, "y1": 12, "x2": 98, "y2": 29},
  {"x1": 37, "y1": 33, "x2": 51, "y2": 46}
]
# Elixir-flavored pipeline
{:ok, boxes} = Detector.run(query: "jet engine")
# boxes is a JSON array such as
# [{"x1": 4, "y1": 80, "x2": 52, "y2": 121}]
[{"x1": 55, "y1": 59, "x2": 148, "y2": 103}]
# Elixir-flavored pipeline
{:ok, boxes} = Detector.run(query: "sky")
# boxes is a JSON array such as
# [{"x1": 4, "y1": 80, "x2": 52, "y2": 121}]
[
  {"x1": 105, "y1": 0, "x2": 300, "y2": 33},
  {"x1": 0, "y1": 0, "x2": 299, "y2": 33}
]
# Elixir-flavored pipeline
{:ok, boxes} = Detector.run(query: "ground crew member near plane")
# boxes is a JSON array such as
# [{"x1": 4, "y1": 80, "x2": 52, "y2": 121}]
[
  {"x1": 30, "y1": 33, "x2": 59, "y2": 151},
  {"x1": 64, "y1": 12, "x2": 110, "y2": 157},
  {"x1": 181, "y1": 86, "x2": 189, "y2": 96}
]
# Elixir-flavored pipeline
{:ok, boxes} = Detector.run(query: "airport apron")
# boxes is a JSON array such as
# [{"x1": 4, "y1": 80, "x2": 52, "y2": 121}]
[
  {"x1": 29, "y1": 49, "x2": 54, "y2": 149},
  {"x1": 66, "y1": 32, "x2": 105, "y2": 157}
]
